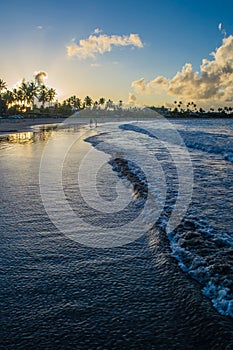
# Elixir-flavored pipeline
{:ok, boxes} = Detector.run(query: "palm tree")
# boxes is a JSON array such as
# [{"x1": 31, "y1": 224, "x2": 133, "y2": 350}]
[
  {"x1": 106, "y1": 99, "x2": 113, "y2": 109},
  {"x1": 17, "y1": 80, "x2": 38, "y2": 109},
  {"x1": 84, "y1": 96, "x2": 92, "y2": 108},
  {"x1": 3, "y1": 90, "x2": 14, "y2": 108},
  {"x1": 12, "y1": 88, "x2": 18, "y2": 106},
  {"x1": 17, "y1": 89, "x2": 25, "y2": 109},
  {"x1": 18, "y1": 80, "x2": 29, "y2": 107},
  {"x1": 47, "y1": 88, "x2": 56, "y2": 106},
  {"x1": 0, "y1": 79, "x2": 7, "y2": 96},
  {"x1": 178, "y1": 101, "x2": 182, "y2": 111},
  {"x1": 93, "y1": 101, "x2": 99, "y2": 109},
  {"x1": 0, "y1": 79, "x2": 7, "y2": 113},
  {"x1": 38, "y1": 85, "x2": 48, "y2": 108},
  {"x1": 99, "y1": 97, "x2": 105, "y2": 107},
  {"x1": 26, "y1": 81, "x2": 38, "y2": 108},
  {"x1": 64, "y1": 95, "x2": 82, "y2": 109},
  {"x1": 74, "y1": 97, "x2": 82, "y2": 109}
]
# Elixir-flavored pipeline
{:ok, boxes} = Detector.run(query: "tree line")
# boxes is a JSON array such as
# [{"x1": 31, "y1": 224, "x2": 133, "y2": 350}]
[
  {"x1": 0, "y1": 78, "x2": 123, "y2": 117},
  {"x1": 1, "y1": 77, "x2": 232, "y2": 118},
  {"x1": 172, "y1": 100, "x2": 233, "y2": 115}
]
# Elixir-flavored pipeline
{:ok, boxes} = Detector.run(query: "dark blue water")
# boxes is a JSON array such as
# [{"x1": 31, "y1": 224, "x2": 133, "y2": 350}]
[{"x1": 1, "y1": 120, "x2": 233, "y2": 349}]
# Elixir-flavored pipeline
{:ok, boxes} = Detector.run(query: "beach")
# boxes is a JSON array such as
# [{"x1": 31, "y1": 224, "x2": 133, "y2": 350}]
[
  {"x1": 0, "y1": 117, "x2": 66, "y2": 134},
  {"x1": 0, "y1": 114, "x2": 161, "y2": 135}
]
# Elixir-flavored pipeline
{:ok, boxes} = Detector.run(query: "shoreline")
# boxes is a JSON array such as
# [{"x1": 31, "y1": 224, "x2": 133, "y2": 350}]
[
  {"x1": 0, "y1": 117, "x2": 66, "y2": 135},
  {"x1": 0, "y1": 116, "x2": 158, "y2": 136},
  {"x1": 0, "y1": 115, "x2": 232, "y2": 136}
]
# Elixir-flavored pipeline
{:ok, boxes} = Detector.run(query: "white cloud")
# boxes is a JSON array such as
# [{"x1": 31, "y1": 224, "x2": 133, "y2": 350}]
[
  {"x1": 67, "y1": 32, "x2": 143, "y2": 59},
  {"x1": 131, "y1": 35, "x2": 233, "y2": 104},
  {"x1": 36, "y1": 25, "x2": 43, "y2": 30},
  {"x1": 93, "y1": 28, "x2": 102, "y2": 34},
  {"x1": 218, "y1": 22, "x2": 227, "y2": 37}
]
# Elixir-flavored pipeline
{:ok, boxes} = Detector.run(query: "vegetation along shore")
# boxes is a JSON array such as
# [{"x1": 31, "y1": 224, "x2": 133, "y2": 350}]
[{"x1": 0, "y1": 78, "x2": 232, "y2": 122}]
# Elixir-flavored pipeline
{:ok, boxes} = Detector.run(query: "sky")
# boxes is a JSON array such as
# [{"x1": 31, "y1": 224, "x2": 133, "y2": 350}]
[{"x1": 0, "y1": 0, "x2": 233, "y2": 109}]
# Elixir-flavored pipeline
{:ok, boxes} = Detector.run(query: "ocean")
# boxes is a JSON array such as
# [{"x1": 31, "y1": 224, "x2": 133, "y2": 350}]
[{"x1": 0, "y1": 117, "x2": 233, "y2": 349}]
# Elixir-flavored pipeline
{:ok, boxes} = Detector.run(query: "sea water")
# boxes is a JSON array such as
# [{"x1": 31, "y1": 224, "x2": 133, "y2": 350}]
[{"x1": 0, "y1": 118, "x2": 233, "y2": 349}]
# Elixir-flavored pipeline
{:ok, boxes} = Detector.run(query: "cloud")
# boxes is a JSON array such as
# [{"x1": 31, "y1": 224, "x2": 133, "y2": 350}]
[
  {"x1": 67, "y1": 32, "x2": 143, "y2": 59},
  {"x1": 131, "y1": 76, "x2": 168, "y2": 95},
  {"x1": 131, "y1": 35, "x2": 233, "y2": 103},
  {"x1": 93, "y1": 28, "x2": 102, "y2": 34},
  {"x1": 90, "y1": 63, "x2": 102, "y2": 68},
  {"x1": 147, "y1": 76, "x2": 168, "y2": 88},
  {"x1": 131, "y1": 78, "x2": 146, "y2": 92},
  {"x1": 218, "y1": 22, "x2": 227, "y2": 37},
  {"x1": 34, "y1": 71, "x2": 48, "y2": 86},
  {"x1": 128, "y1": 93, "x2": 137, "y2": 105}
]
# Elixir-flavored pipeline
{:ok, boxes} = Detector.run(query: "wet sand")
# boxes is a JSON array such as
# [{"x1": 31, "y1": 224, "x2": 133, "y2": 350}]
[
  {"x1": 0, "y1": 118, "x2": 66, "y2": 134},
  {"x1": 0, "y1": 115, "x2": 160, "y2": 135}
]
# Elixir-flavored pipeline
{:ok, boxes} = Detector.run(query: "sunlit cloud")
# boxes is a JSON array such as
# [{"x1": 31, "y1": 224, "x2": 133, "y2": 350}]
[
  {"x1": 131, "y1": 35, "x2": 233, "y2": 103},
  {"x1": 11, "y1": 73, "x2": 48, "y2": 90},
  {"x1": 147, "y1": 76, "x2": 168, "y2": 88},
  {"x1": 36, "y1": 25, "x2": 43, "y2": 30},
  {"x1": 132, "y1": 76, "x2": 168, "y2": 94},
  {"x1": 34, "y1": 71, "x2": 48, "y2": 86},
  {"x1": 67, "y1": 31, "x2": 143, "y2": 59},
  {"x1": 128, "y1": 93, "x2": 137, "y2": 105},
  {"x1": 131, "y1": 78, "x2": 146, "y2": 93}
]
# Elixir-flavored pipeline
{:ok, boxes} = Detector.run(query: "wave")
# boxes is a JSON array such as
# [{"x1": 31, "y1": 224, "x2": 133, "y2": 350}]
[
  {"x1": 84, "y1": 121, "x2": 233, "y2": 318},
  {"x1": 120, "y1": 123, "x2": 233, "y2": 163},
  {"x1": 166, "y1": 218, "x2": 233, "y2": 318},
  {"x1": 180, "y1": 130, "x2": 233, "y2": 163}
]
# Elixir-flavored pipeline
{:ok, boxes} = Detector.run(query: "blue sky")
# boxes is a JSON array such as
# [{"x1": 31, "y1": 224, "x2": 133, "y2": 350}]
[{"x1": 1, "y1": 0, "x2": 233, "y2": 108}]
